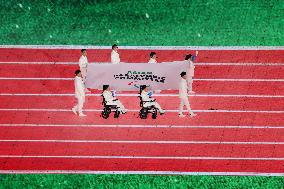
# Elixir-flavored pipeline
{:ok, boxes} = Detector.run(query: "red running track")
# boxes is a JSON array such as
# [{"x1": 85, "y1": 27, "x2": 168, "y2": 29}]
[
  {"x1": 1, "y1": 64, "x2": 284, "y2": 79},
  {"x1": 0, "y1": 111, "x2": 283, "y2": 127},
  {"x1": 0, "y1": 48, "x2": 284, "y2": 175},
  {"x1": 0, "y1": 96, "x2": 283, "y2": 111},
  {"x1": 0, "y1": 48, "x2": 283, "y2": 63},
  {"x1": 2, "y1": 80, "x2": 284, "y2": 95},
  {"x1": 1, "y1": 126, "x2": 284, "y2": 142}
]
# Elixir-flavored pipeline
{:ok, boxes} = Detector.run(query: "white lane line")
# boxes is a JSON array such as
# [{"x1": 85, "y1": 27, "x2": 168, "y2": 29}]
[
  {"x1": 0, "y1": 140, "x2": 283, "y2": 145},
  {"x1": 0, "y1": 155, "x2": 283, "y2": 161},
  {"x1": 0, "y1": 170, "x2": 282, "y2": 176},
  {"x1": 0, "y1": 93, "x2": 284, "y2": 98},
  {"x1": 0, "y1": 124, "x2": 283, "y2": 129},
  {"x1": 0, "y1": 108, "x2": 283, "y2": 113},
  {"x1": 0, "y1": 45, "x2": 284, "y2": 50},
  {"x1": 1, "y1": 77, "x2": 284, "y2": 82},
  {"x1": 0, "y1": 62, "x2": 284, "y2": 66}
]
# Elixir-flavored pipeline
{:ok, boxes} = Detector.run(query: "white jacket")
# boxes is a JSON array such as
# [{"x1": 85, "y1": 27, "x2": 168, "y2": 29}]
[
  {"x1": 179, "y1": 78, "x2": 188, "y2": 98},
  {"x1": 74, "y1": 76, "x2": 85, "y2": 98},
  {"x1": 79, "y1": 55, "x2": 88, "y2": 68},
  {"x1": 148, "y1": 58, "x2": 157, "y2": 64},
  {"x1": 186, "y1": 60, "x2": 195, "y2": 77},
  {"x1": 102, "y1": 90, "x2": 115, "y2": 104},
  {"x1": 111, "y1": 50, "x2": 120, "y2": 64},
  {"x1": 141, "y1": 90, "x2": 154, "y2": 102}
]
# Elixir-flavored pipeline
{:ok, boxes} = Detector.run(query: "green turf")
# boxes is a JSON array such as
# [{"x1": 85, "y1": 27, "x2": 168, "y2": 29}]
[
  {"x1": 0, "y1": 0, "x2": 283, "y2": 45},
  {"x1": 0, "y1": 174, "x2": 284, "y2": 189}
]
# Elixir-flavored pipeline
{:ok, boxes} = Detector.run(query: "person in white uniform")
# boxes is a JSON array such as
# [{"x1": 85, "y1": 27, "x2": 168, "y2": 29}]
[
  {"x1": 140, "y1": 85, "x2": 165, "y2": 114},
  {"x1": 185, "y1": 53, "x2": 197, "y2": 93},
  {"x1": 72, "y1": 70, "x2": 86, "y2": 117},
  {"x1": 148, "y1": 52, "x2": 157, "y2": 64},
  {"x1": 179, "y1": 71, "x2": 196, "y2": 118},
  {"x1": 79, "y1": 49, "x2": 88, "y2": 82},
  {"x1": 148, "y1": 52, "x2": 162, "y2": 93},
  {"x1": 102, "y1": 85, "x2": 127, "y2": 114},
  {"x1": 111, "y1": 44, "x2": 120, "y2": 64}
]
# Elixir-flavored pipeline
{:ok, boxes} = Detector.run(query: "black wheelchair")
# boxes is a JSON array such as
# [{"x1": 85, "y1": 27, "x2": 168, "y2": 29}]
[
  {"x1": 138, "y1": 96, "x2": 159, "y2": 119},
  {"x1": 101, "y1": 95, "x2": 120, "y2": 119}
]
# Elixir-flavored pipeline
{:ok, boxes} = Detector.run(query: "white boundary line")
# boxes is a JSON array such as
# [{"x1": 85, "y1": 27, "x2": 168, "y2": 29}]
[
  {"x1": 0, "y1": 155, "x2": 283, "y2": 161},
  {"x1": 1, "y1": 77, "x2": 284, "y2": 82},
  {"x1": 1, "y1": 139, "x2": 283, "y2": 145},
  {"x1": 0, "y1": 45, "x2": 284, "y2": 50},
  {"x1": 0, "y1": 123, "x2": 283, "y2": 129},
  {"x1": 0, "y1": 108, "x2": 283, "y2": 113},
  {"x1": 0, "y1": 170, "x2": 282, "y2": 176},
  {"x1": 0, "y1": 62, "x2": 284, "y2": 66},
  {"x1": 1, "y1": 93, "x2": 284, "y2": 98}
]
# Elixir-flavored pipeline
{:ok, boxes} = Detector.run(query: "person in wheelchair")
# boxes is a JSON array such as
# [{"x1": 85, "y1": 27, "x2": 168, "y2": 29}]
[
  {"x1": 140, "y1": 85, "x2": 165, "y2": 115},
  {"x1": 102, "y1": 85, "x2": 127, "y2": 114}
]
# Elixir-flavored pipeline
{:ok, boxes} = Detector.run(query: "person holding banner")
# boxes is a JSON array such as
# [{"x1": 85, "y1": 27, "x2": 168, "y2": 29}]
[
  {"x1": 140, "y1": 85, "x2": 165, "y2": 114},
  {"x1": 148, "y1": 52, "x2": 157, "y2": 64},
  {"x1": 185, "y1": 51, "x2": 198, "y2": 93},
  {"x1": 102, "y1": 85, "x2": 127, "y2": 114},
  {"x1": 72, "y1": 70, "x2": 87, "y2": 117},
  {"x1": 179, "y1": 72, "x2": 196, "y2": 118},
  {"x1": 111, "y1": 44, "x2": 120, "y2": 64},
  {"x1": 79, "y1": 49, "x2": 88, "y2": 82}
]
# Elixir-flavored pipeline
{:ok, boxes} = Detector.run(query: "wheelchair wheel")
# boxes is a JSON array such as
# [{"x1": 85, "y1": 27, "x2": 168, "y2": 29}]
[
  {"x1": 151, "y1": 108, "x2": 158, "y2": 119},
  {"x1": 114, "y1": 110, "x2": 120, "y2": 118},
  {"x1": 101, "y1": 107, "x2": 110, "y2": 119},
  {"x1": 139, "y1": 108, "x2": 148, "y2": 119}
]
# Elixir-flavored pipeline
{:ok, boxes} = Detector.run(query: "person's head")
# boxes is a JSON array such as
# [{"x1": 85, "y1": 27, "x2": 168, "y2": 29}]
[
  {"x1": 140, "y1": 85, "x2": 148, "y2": 92},
  {"x1": 81, "y1": 49, "x2": 87, "y2": 56},
  {"x1": 150, "y1": 52, "x2": 157, "y2": 59},
  {"x1": 103, "y1": 85, "x2": 110, "y2": 91},
  {"x1": 180, "y1": 71, "x2": 186, "y2": 79},
  {"x1": 185, "y1": 54, "x2": 192, "y2": 61},
  {"x1": 112, "y1": 44, "x2": 118, "y2": 52},
  {"x1": 75, "y1": 70, "x2": 82, "y2": 77}
]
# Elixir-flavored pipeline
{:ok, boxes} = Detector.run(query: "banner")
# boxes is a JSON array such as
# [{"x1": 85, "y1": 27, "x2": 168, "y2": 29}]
[{"x1": 85, "y1": 61, "x2": 188, "y2": 91}]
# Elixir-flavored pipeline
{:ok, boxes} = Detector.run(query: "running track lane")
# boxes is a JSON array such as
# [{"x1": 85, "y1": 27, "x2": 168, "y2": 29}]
[
  {"x1": 1, "y1": 64, "x2": 284, "y2": 79},
  {"x1": 0, "y1": 111, "x2": 283, "y2": 127},
  {"x1": 2, "y1": 80, "x2": 284, "y2": 95},
  {"x1": 1, "y1": 126, "x2": 284, "y2": 142},
  {"x1": 0, "y1": 158, "x2": 283, "y2": 173},
  {"x1": 0, "y1": 96, "x2": 283, "y2": 111},
  {"x1": 1, "y1": 142, "x2": 284, "y2": 158},
  {"x1": 0, "y1": 48, "x2": 283, "y2": 63}
]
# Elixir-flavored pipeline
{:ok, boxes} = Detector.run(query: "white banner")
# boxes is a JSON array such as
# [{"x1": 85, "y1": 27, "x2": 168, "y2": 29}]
[{"x1": 85, "y1": 62, "x2": 188, "y2": 91}]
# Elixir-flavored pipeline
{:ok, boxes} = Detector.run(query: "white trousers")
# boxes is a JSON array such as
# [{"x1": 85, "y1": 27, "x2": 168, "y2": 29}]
[
  {"x1": 179, "y1": 97, "x2": 193, "y2": 115},
  {"x1": 73, "y1": 96, "x2": 85, "y2": 114},
  {"x1": 107, "y1": 100, "x2": 126, "y2": 112},
  {"x1": 187, "y1": 77, "x2": 193, "y2": 91},
  {"x1": 144, "y1": 101, "x2": 163, "y2": 112},
  {"x1": 80, "y1": 67, "x2": 87, "y2": 82}
]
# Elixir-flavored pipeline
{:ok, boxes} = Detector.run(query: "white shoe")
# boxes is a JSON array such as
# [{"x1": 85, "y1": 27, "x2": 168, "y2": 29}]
[
  {"x1": 179, "y1": 114, "x2": 186, "y2": 118},
  {"x1": 79, "y1": 113, "x2": 87, "y2": 117},
  {"x1": 160, "y1": 110, "x2": 166, "y2": 115},
  {"x1": 189, "y1": 113, "x2": 197, "y2": 117},
  {"x1": 71, "y1": 108, "x2": 77, "y2": 115}
]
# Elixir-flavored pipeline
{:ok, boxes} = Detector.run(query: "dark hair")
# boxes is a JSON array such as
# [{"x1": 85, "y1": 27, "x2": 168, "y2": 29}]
[
  {"x1": 81, "y1": 49, "x2": 86, "y2": 53},
  {"x1": 112, "y1": 44, "x2": 118, "y2": 49},
  {"x1": 150, "y1": 52, "x2": 156, "y2": 58},
  {"x1": 75, "y1": 70, "x2": 81, "y2": 75},
  {"x1": 103, "y1": 85, "x2": 109, "y2": 91},
  {"x1": 180, "y1": 71, "x2": 186, "y2": 77},
  {"x1": 185, "y1": 54, "x2": 192, "y2": 60}
]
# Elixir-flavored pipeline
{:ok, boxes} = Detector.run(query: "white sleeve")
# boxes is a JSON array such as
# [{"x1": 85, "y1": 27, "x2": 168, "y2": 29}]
[
  {"x1": 79, "y1": 57, "x2": 84, "y2": 68},
  {"x1": 76, "y1": 79, "x2": 85, "y2": 96}
]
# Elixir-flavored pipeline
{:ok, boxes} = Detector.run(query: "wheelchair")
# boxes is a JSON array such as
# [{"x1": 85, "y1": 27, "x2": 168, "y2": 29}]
[
  {"x1": 138, "y1": 96, "x2": 158, "y2": 119},
  {"x1": 101, "y1": 95, "x2": 120, "y2": 119}
]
